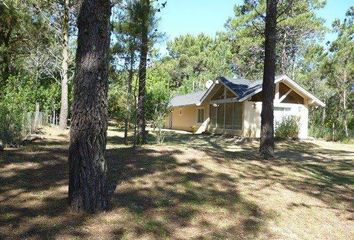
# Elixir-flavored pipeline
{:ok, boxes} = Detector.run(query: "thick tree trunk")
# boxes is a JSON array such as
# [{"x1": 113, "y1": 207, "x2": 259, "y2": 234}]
[
  {"x1": 59, "y1": 0, "x2": 69, "y2": 130},
  {"x1": 124, "y1": 48, "x2": 134, "y2": 144},
  {"x1": 68, "y1": 0, "x2": 111, "y2": 213},
  {"x1": 260, "y1": 0, "x2": 278, "y2": 159},
  {"x1": 136, "y1": 0, "x2": 149, "y2": 145}
]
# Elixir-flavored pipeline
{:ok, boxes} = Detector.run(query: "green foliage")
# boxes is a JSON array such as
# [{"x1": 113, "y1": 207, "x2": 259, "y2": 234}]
[
  {"x1": 0, "y1": 75, "x2": 59, "y2": 145},
  {"x1": 146, "y1": 64, "x2": 170, "y2": 120},
  {"x1": 309, "y1": 126, "x2": 354, "y2": 142},
  {"x1": 306, "y1": 7, "x2": 354, "y2": 140},
  {"x1": 0, "y1": 76, "x2": 33, "y2": 145},
  {"x1": 0, "y1": 105, "x2": 24, "y2": 146},
  {"x1": 160, "y1": 33, "x2": 234, "y2": 94},
  {"x1": 108, "y1": 72, "x2": 130, "y2": 122},
  {"x1": 226, "y1": 0, "x2": 326, "y2": 79},
  {"x1": 275, "y1": 116, "x2": 300, "y2": 139}
]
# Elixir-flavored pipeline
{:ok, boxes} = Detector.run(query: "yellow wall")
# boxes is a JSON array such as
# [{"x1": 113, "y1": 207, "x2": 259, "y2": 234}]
[{"x1": 168, "y1": 104, "x2": 209, "y2": 132}]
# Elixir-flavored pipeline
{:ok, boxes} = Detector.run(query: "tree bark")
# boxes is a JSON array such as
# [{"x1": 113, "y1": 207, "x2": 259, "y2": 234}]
[
  {"x1": 59, "y1": 0, "x2": 70, "y2": 130},
  {"x1": 136, "y1": 0, "x2": 150, "y2": 145},
  {"x1": 68, "y1": 0, "x2": 111, "y2": 213},
  {"x1": 260, "y1": 0, "x2": 278, "y2": 159}
]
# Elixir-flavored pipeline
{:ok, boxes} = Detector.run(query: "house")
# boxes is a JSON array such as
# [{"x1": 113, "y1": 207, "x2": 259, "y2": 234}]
[{"x1": 165, "y1": 75, "x2": 325, "y2": 139}]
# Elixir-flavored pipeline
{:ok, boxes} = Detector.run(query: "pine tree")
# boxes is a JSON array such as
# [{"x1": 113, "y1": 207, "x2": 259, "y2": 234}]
[
  {"x1": 68, "y1": 0, "x2": 111, "y2": 212},
  {"x1": 259, "y1": 0, "x2": 278, "y2": 159}
]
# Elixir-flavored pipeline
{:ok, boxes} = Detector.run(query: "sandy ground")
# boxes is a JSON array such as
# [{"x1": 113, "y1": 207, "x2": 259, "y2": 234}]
[{"x1": 0, "y1": 126, "x2": 353, "y2": 239}]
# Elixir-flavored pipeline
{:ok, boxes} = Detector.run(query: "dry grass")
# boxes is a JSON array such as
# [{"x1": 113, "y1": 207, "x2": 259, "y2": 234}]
[{"x1": 0, "y1": 127, "x2": 353, "y2": 240}]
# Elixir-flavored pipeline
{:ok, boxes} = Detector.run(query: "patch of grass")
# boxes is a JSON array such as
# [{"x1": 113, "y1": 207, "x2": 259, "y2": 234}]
[{"x1": 142, "y1": 219, "x2": 170, "y2": 236}]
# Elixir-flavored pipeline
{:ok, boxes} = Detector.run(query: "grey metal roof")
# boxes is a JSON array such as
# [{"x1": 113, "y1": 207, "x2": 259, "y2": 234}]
[
  {"x1": 218, "y1": 76, "x2": 263, "y2": 100},
  {"x1": 169, "y1": 90, "x2": 206, "y2": 107},
  {"x1": 169, "y1": 76, "x2": 285, "y2": 107}
]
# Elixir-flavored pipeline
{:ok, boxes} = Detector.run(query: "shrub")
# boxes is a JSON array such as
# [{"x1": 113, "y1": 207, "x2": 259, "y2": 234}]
[
  {"x1": 309, "y1": 125, "x2": 354, "y2": 142},
  {"x1": 0, "y1": 104, "x2": 24, "y2": 146},
  {"x1": 0, "y1": 75, "x2": 42, "y2": 146},
  {"x1": 275, "y1": 116, "x2": 300, "y2": 139},
  {"x1": 151, "y1": 101, "x2": 169, "y2": 144}
]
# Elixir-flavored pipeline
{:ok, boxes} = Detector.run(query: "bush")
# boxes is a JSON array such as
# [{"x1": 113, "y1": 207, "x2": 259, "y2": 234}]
[
  {"x1": 275, "y1": 116, "x2": 300, "y2": 139},
  {"x1": 0, "y1": 75, "x2": 50, "y2": 146},
  {"x1": 0, "y1": 104, "x2": 24, "y2": 146},
  {"x1": 309, "y1": 125, "x2": 354, "y2": 142}
]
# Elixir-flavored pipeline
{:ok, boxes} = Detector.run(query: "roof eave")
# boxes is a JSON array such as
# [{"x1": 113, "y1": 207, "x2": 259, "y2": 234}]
[
  {"x1": 238, "y1": 75, "x2": 326, "y2": 107},
  {"x1": 199, "y1": 79, "x2": 220, "y2": 104}
]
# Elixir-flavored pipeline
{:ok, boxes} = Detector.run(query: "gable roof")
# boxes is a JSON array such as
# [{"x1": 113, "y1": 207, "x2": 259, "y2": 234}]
[
  {"x1": 218, "y1": 76, "x2": 263, "y2": 100},
  {"x1": 169, "y1": 75, "x2": 325, "y2": 108},
  {"x1": 199, "y1": 75, "x2": 284, "y2": 103},
  {"x1": 236, "y1": 75, "x2": 325, "y2": 106},
  {"x1": 169, "y1": 90, "x2": 206, "y2": 107}
]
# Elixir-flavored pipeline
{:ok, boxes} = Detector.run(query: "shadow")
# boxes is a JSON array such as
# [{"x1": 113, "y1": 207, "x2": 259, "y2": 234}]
[
  {"x1": 104, "y1": 143, "x2": 273, "y2": 239},
  {"x1": 1, "y1": 129, "x2": 353, "y2": 239},
  {"x1": 154, "y1": 132, "x2": 354, "y2": 210},
  {"x1": 0, "y1": 133, "x2": 272, "y2": 239},
  {"x1": 0, "y1": 138, "x2": 92, "y2": 239}
]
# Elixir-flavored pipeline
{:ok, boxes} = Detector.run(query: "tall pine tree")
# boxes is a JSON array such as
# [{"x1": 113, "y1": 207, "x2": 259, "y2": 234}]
[{"x1": 68, "y1": 0, "x2": 111, "y2": 212}]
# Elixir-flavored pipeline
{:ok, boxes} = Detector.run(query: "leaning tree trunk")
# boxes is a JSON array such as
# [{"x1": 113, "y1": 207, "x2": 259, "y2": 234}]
[
  {"x1": 68, "y1": 0, "x2": 111, "y2": 213},
  {"x1": 136, "y1": 0, "x2": 149, "y2": 145},
  {"x1": 260, "y1": 0, "x2": 278, "y2": 159},
  {"x1": 59, "y1": 0, "x2": 69, "y2": 130}
]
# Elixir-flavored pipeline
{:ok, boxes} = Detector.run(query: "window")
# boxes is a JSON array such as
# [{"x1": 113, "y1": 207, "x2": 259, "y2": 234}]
[
  {"x1": 225, "y1": 103, "x2": 233, "y2": 129},
  {"x1": 232, "y1": 102, "x2": 242, "y2": 130},
  {"x1": 209, "y1": 103, "x2": 242, "y2": 130},
  {"x1": 197, "y1": 108, "x2": 204, "y2": 123},
  {"x1": 179, "y1": 108, "x2": 182, "y2": 116},
  {"x1": 274, "y1": 107, "x2": 291, "y2": 112},
  {"x1": 210, "y1": 105, "x2": 217, "y2": 128}
]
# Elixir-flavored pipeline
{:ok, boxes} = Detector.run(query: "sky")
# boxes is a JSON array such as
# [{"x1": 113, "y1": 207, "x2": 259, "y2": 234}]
[{"x1": 158, "y1": 0, "x2": 353, "y2": 45}]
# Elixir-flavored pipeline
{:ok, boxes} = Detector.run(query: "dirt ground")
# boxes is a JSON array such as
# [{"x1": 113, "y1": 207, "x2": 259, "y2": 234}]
[{"x1": 0, "y1": 127, "x2": 353, "y2": 240}]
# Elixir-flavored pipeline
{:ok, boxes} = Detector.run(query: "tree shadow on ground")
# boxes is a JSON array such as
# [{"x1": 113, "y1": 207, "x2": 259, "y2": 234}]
[
  {"x1": 0, "y1": 139, "x2": 91, "y2": 239},
  {"x1": 156, "y1": 132, "x2": 354, "y2": 211},
  {"x1": 106, "y1": 143, "x2": 273, "y2": 239},
  {"x1": 1, "y1": 131, "x2": 353, "y2": 239}
]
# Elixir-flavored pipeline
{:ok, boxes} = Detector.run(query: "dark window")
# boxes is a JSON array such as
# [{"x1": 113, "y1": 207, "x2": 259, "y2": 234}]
[
  {"x1": 217, "y1": 104, "x2": 224, "y2": 127},
  {"x1": 210, "y1": 105, "x2": 217, "y2": 128},
  {"x1": 197, "y1": 108, "x2": 204, "y2": 123},
  {"x1": 233, "y1": 103, "x2": 242, "y2": 130}
]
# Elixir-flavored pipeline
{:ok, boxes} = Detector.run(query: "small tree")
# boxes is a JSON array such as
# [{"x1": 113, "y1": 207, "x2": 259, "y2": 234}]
[{"x1": 152, "y1": 101, "x2": 169, "y2": 144}]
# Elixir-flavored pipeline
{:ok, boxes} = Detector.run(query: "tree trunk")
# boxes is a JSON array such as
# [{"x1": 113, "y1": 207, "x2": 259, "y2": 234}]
[
  {"x1": 124, "y1": 48, "x2": 134, "y2": 144},
  {"x1": 322, "y1": 100, "x2": 326, "y2": 125},
  {"x1": 68, "y1": 0, "x2": 111, "y2": 213},
  {"x1": 343, "y1": 88, "x2": 348, "y2": 137},
  {"x1": 59, "y1": 0, "x2": 69, "y2": 130},
  {"x1": 34, "y1": 102, "x2": 40, "y2": 131},
  {"x1": 133, "y1": 76, "x2": 139, "y2": 146},
  {"x1": 260, "y1": 0, "x2": 278, "y2": 159},
  {"x1": 343, "y1": 70, "x2": 348, "y2": 138},
  {"x1": 136, "y1": 0, "x2": 149, "y2": 145}
]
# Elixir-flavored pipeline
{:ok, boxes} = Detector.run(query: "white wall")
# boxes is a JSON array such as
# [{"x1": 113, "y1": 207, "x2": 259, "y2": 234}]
[
  {"x1": 274, "y1": 102, "x2": 309, "y2": 139},
  {"x1": 242, "y1": 101, "x2": 262, "y2": 137},
  {"x1": 242, "y1": 101, "x2": 309, "y2": 139}
]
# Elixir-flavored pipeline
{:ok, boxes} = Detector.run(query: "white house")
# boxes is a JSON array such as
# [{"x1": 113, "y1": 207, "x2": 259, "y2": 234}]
[{"x1": 166, "y1": 75, "x2": 325, "y2": 139}]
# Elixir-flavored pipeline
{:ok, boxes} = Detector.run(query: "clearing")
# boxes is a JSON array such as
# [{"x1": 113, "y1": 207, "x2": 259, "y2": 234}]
[{"x1": 0, "y1": 127, "x2": 353, "y2": 240}]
